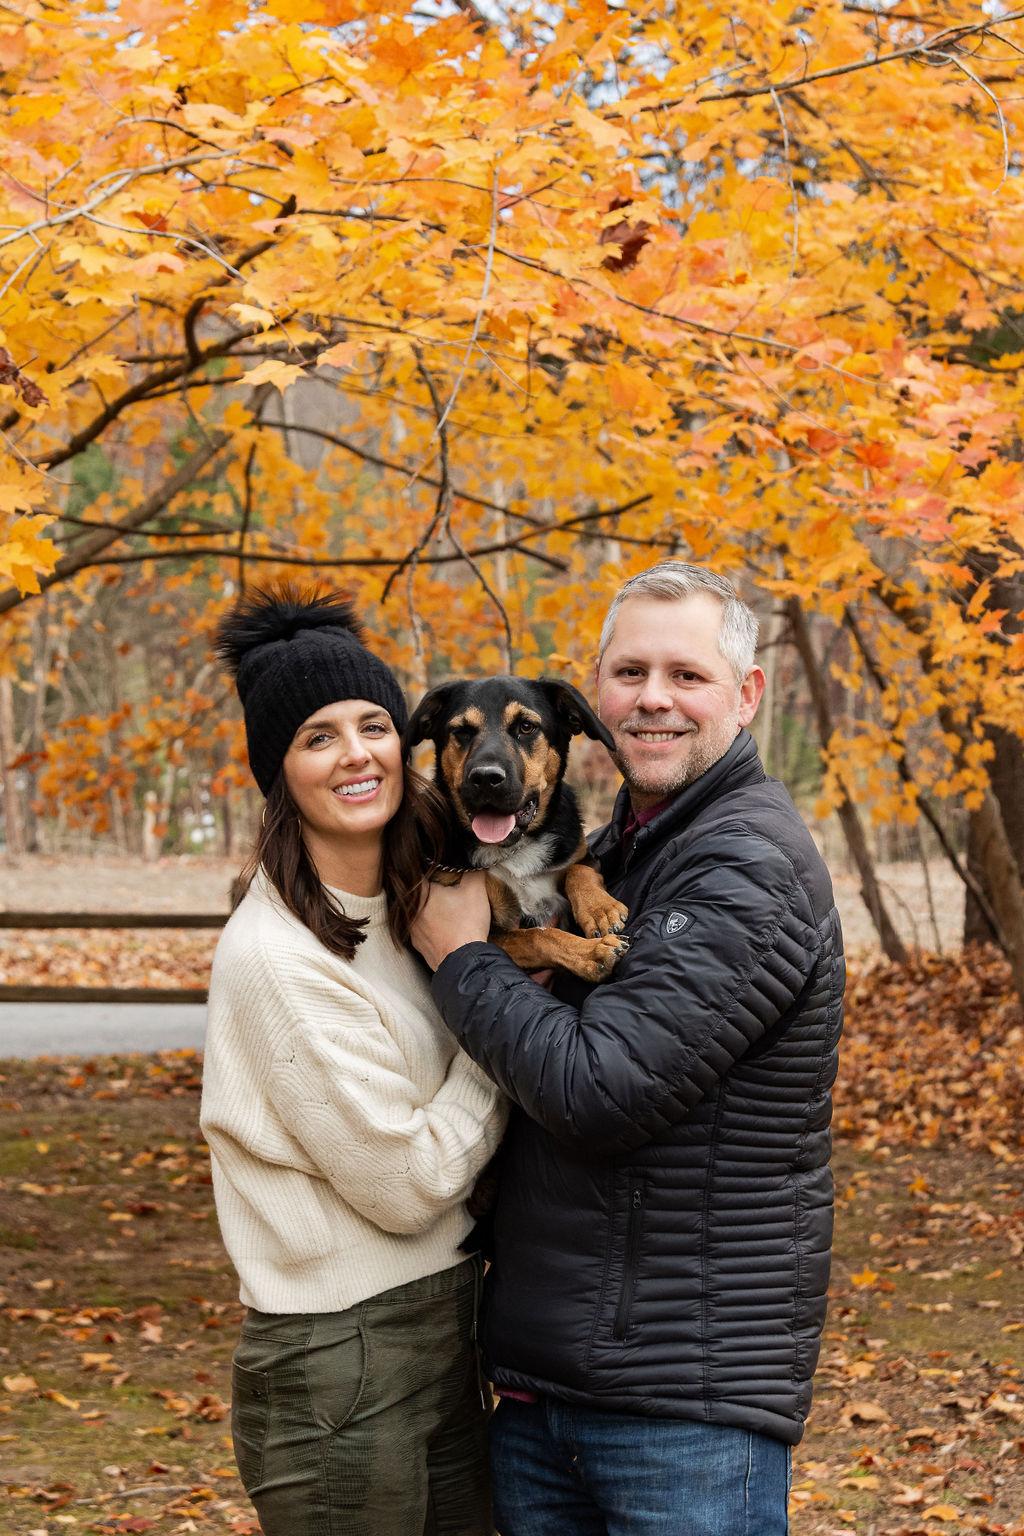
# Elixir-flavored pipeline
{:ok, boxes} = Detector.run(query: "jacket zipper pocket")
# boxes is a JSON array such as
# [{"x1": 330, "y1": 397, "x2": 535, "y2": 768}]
[{"x1": 612, "y1": 1180, "x2": 645, "y2": 1340}]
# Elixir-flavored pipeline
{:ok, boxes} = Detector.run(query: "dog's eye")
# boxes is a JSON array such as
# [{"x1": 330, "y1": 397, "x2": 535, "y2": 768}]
[{"x1": 518, "y1": 720, "x2": 538, "y2": 736}]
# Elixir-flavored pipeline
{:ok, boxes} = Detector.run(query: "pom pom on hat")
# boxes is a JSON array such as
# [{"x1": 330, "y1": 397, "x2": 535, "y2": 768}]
[
  {"x1": 214, "y1": 587, "x2": 367, "y2": 673},
  {"x1": 214, "y1": 585, "x2": 408, "y2": 795}
]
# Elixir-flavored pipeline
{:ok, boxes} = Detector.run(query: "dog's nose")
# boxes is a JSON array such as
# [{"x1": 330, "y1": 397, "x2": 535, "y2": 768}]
[{"x1": 467, "y1": 763, "x2": 507, "y2": 791}]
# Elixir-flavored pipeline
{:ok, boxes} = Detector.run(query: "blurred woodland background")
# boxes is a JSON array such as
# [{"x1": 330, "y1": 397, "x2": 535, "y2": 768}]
[
  {"x1": 2, "y1": 0, "x2": 1024, "y2": 982},
  {"x1": 10, "y1": 10, "x2": 1024, "y2": 1532}
]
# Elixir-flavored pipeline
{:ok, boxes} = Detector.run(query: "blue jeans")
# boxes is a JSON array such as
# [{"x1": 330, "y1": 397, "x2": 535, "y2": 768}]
[{"x1": 490, "y1": 1396, "x2": 790, "y2": 1536}]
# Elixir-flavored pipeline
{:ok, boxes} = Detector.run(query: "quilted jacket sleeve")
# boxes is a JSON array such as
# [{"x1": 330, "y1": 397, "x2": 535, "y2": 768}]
[{"x1": 432, "y1": 827, "x2": 823, "y2": 1155}]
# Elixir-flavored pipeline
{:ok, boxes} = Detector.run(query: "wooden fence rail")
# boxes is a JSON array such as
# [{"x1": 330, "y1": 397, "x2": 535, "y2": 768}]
[{"x1": 0, "y1": 912, "x2": 227, "y2": 1004}]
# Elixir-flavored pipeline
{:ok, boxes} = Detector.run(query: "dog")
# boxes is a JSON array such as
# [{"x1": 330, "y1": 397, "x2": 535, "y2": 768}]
[{"x1": 403, "y1": 676, "x2": 629, "y2": 982}]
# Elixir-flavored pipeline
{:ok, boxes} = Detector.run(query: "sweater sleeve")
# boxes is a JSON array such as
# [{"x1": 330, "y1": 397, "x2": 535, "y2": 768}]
[
  {"x1": 432, "y1": 829, "x2": 822, "y2": 1155},
  {"x1": 227, "y1": 943, "x2": 507, "y2": 1236}
]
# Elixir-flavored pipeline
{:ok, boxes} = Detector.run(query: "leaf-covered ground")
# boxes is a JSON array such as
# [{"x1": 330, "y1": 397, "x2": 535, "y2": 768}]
[
  {"x1": 0, "y1": 1052, "x2": 251, "y2": 1535},
  {"x1": 0, "y1": 933, "x2": 219, "y2": 992},
  {"x1": 2, "y1": 948, "x2": 1024, "y2": 1534}
]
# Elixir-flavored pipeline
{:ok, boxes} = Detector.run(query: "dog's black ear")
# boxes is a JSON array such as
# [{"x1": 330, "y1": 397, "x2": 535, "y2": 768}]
[
  {"x1": 403, "y1": 683, "x2": 459, "y2": 756},
  {"x1": 539, "y1": 680, "x2": 615, "y2": 752}
]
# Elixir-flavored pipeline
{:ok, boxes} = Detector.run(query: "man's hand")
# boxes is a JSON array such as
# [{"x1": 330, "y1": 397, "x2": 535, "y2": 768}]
[{"x1": 411, "y1": 870, "x2": 492, "y2": 971}]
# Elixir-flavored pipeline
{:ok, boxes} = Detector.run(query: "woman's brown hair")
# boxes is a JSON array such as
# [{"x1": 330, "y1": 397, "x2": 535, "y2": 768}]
[{"x1": 235, "y1": 763, "x2": 450, "y2": 959}]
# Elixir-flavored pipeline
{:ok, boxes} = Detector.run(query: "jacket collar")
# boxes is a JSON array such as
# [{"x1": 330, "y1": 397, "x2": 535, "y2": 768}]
[{"x1": 594, "y1": 729, "x2": 765, "y2": 874}]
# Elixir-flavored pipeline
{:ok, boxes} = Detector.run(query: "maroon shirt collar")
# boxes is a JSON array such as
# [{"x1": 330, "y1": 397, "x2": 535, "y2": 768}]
[{"x1": 622, "y1": 796, "x2": 674, "y2": 851}]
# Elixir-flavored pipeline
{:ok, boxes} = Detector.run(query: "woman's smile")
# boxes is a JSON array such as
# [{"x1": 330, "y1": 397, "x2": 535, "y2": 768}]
[{"x1": 334, "y1": 776, "x2": 383, "y2": 800}]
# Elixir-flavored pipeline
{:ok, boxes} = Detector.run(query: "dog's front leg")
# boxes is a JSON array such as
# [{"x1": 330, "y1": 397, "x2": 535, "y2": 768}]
[
  {"x1": 563, "y1": 857, "x2": 629, "y2": 939},
  {"x1": 494, "y1": 925, "x2": 628, "y2": 983}
]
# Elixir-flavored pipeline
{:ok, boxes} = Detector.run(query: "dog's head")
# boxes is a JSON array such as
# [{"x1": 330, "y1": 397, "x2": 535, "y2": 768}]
[{"x1": 404, "y1": 676, "x2": 613, "y2": 850}]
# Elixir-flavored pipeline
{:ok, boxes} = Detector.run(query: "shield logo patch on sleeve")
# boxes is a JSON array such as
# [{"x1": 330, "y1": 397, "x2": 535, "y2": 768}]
[{"x1": 662, "y1": 910, "x2": 693, "y2": 938}]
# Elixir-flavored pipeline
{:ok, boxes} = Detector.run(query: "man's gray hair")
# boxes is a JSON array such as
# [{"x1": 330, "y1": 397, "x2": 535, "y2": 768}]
[{"x1": 598, "y1": 562, "x2": 759, "y2": 684}]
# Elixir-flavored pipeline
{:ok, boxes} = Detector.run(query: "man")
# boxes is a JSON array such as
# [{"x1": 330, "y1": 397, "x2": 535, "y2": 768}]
[{"x1": 412, "y1": 563, "x2": 845, "y2": 1536}]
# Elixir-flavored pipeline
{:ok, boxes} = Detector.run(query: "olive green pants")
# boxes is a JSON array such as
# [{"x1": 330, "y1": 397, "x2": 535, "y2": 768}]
[{"x1": 231, "y1": 1257, "x2": 492, "y2": 1536}]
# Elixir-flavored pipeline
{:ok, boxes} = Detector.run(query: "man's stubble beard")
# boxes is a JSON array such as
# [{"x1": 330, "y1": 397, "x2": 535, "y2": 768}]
[{"x1": 614, "y1": 722, "x2": 737, "y2": 802}]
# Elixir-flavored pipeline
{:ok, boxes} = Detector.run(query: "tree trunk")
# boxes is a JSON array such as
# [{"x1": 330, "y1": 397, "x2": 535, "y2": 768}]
[
  {"x1": 970, "y1": 784, "x2": 1024, "y2": 1005},
  {"x1": 844, "y1": 607, "x2": 1000, "y2": 944},
  {"x1": 757, "y1": 598, "x2": 783, "y2": 776},
  {"x1": 786, "y1": 598, "x2": 909, "y2": 963},
  {"x1": 871, "y1": 578, "x2": 1024, "y2": 1001},
  {"x1": 965, "y1": 724, "x2": 1024, "y2": 943},
  {"x1": 21, "y1": 602, "x2": 51, "y2": 853},
  {"x1": 142, "y1": 790, "x2": 163, "y2": 862},
  {"x1": 963, "y1": 565, "x2": 1024, "y2": 943},
  {"x1": 0, "y1": 673, "x2": 25, "y2": 860}
]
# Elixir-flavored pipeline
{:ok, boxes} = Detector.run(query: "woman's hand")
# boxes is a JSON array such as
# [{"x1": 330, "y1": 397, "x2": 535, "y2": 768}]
[{"x1": 411, "y1": 871, "x2": 492, "y2": 971}]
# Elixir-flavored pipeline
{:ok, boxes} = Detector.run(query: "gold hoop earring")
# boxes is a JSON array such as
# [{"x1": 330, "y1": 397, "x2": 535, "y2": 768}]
[{"x1": 261, "y1": 805, "x2": 268, "y2": 828}]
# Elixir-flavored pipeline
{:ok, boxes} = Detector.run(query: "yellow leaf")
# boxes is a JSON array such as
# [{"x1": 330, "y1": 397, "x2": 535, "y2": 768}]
[
  {"x1": 850, "y1": 1267, "x2": 878, "y2": 1288},
  {"x1": 228, "y1": 303, "x2": 278, "y2": 332},
  {"x1": 241, "y1": 360, "x2": 307, "y2": 390},
  {"x1": 2, "y1": 1374, "x2": 38, "y2": 1393},
  {"x1": 570, "y1": 102, "x2": 628, "y2": 150}
]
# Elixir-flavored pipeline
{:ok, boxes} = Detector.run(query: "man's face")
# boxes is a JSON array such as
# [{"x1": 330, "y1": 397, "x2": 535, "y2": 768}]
[{"x1": 596, "y1": 594, "x2": 765, "y2": 811}]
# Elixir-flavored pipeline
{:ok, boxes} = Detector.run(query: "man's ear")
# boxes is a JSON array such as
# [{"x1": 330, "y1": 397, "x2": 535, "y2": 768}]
[
  {"x1": 402, "y1": 683, "x2": 459, "y2": 757},
  {"x1": 738, "y1": 666, "x2": 766, "y2": 727},
  {"x1": 540, "y1": 679, "x2": 615, "y2": 752}
]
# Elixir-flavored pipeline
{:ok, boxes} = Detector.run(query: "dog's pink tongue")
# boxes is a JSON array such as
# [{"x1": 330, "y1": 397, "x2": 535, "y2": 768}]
[{"x1": 472, "y1": 812, "x2": 516, "y2": 844}]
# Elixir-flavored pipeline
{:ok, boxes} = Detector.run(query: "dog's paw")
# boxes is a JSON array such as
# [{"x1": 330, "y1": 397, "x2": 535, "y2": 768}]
[
  {"x1": 576, "y1": 932, "x2": 629, "y2": 982},
  {"x1": 583, "y1": 895, "x2": 630, "y2": 939}
]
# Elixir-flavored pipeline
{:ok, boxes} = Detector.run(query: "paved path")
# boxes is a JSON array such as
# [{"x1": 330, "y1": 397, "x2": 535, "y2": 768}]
[{"x1": 0, "y1": 1002, "x2": 207, "y2": 1059}]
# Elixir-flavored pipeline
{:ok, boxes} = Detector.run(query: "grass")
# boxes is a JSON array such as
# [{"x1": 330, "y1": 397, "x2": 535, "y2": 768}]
[{"x1": 2, "y1": 1053, "x2": 1024, "y2": 1535}]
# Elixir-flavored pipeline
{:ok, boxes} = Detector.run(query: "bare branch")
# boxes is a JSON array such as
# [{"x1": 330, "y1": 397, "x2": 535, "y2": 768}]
[
  {"x1": 14, "y1": 495, "x2": 660, "y2": 597},
  {"x1": 0, "y1": 150, "x2": 238, "y2": 250},
  {"x1": 692, "y1": 10, "x2": 1024, "y2": 106},
  {"x1": 939, "y1": 50, "x2": 1011, "y2": 193},
  {"x1": 769, "y1": 86, "x2": 799, "y2": 297},
  {"x1": 409, "y1": 164, "x2": 501, "y2": 488},
  {"x1": 254, "y1": 418, "x2": 543, "y2": 524}
]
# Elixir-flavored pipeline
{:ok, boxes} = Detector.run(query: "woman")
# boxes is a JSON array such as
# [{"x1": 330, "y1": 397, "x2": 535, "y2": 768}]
[{"x1": 200, "y1": 586, "x2": 506, "y2": 1536}]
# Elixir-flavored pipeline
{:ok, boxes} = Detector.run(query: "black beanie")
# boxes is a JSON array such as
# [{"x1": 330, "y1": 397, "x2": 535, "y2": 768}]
[{"x1": 214, "y1": 586, "x2": 409, "y2": 796}]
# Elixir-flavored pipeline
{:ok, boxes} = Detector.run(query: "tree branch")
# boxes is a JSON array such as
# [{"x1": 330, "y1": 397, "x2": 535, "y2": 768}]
[
  {"x1": 255, "y1": 420, "x2": 544, "y2": 526},
  {"x1": 0, "y1": 431, "x2": 233, "y2": 615},
  {"x1": 4, "y1": 494, "x2": 663, "y2": 592},
  {"x1": 693, "y1": 11, "x2": 1024, "y2": 105}
]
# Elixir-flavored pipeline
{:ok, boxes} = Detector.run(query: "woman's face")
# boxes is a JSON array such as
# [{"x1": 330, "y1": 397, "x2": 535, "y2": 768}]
[{"x1": 282, "y1": 698, "x2": 404, "y2": 860}]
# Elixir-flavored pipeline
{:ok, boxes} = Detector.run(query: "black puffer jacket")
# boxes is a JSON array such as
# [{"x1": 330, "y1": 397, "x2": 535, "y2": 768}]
[{"x1": 433, "y1": 731, "x2": 845, "y2": 1446}]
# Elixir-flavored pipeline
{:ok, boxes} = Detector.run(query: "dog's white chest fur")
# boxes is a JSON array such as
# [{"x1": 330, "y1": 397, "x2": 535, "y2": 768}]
[{"x1": 472, "y1": 832, "x2": 571, "y2": 926}]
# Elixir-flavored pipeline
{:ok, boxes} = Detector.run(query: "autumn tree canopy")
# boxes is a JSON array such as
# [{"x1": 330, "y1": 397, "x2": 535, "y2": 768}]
[{"x1": 3, "y1": 0, "x2": 1024, "y2": 965}]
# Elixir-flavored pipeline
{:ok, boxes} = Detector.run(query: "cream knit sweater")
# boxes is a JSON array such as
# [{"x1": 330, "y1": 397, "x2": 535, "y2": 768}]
[{"x1": 200, "y1": 871, "x2": 507, "y2": 1313}]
